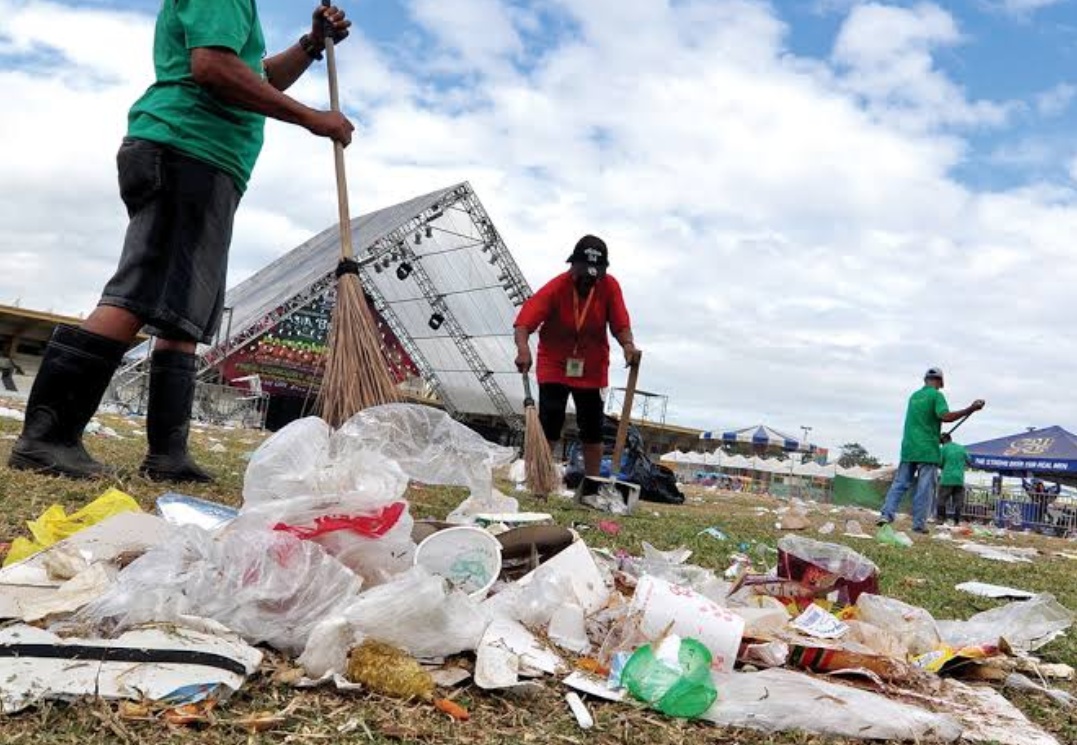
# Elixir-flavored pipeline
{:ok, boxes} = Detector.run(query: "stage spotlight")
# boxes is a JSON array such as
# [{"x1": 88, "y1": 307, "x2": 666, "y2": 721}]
[
  {"x1": 396, "y1": 262, "x2": 413, "y2": 281},
  {"x1": 373, "y1": 263, "x2": 383, "y2": 274},
  {"x1": 428, "y1": 312, "x2": 445, "y2": 330},
  {"x1": 425, "y1": 225, "x2": 433, "y2": 239},
  {"x1": 414, "y1": 231, "x2": 422, "y2": 245}
]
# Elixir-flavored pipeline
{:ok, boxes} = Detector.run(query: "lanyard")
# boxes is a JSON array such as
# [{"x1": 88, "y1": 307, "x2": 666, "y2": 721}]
[{"x1": 572, "y1": 287, "x2": 595, "y2": 355}]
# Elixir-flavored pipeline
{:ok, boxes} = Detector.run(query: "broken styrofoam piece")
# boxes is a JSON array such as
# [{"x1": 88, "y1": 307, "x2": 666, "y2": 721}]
[
  {"x1": 956, "y1": 582, "x2": 1035, "y2": 600},
  {"x1": 0, "y1": 512, "x2": 174, "y2": 588},
  {"x1": 429, "y1": 667, "x2": 472, "y2": 688},
  {"x1": 702, "y1": 669, "x2": 962, "y2": 741},
  {"x1": 960, "y1": 543, "x2": 1036, "y2": 564},
  {"x1": 0, "y1": 622, "x2": 262, "y2": 714},
  {"x1": 9, "y1": 564, "x2": 115, "y2": 622},
  {"x1": 939, "y1": 679, "x2": 1062, "y2": 745},
  {"x1": 474, "y1": 619, "x2": 566, "y2": 690},
  {"x1": 565, "y1": 692, "x2": 594, "y2": 729},
  {"x1": 630, "y1": 575, "x2": 745, "y2": 673},
  {"x1": 563, "y1": 672, "x2": 626, "y2": 702}
]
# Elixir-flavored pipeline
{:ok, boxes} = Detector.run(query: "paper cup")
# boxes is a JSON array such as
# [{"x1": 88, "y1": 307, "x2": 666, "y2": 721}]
[
  {"x1": 629, "y1": 575, "x2": 746, "y2": 673},
  {"x1": 414, "y1": 526, "x2": 502, "y2": 598}
]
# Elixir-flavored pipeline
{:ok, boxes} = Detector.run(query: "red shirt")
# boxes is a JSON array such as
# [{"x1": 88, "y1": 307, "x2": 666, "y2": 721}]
[{"x1": 515, "y1": 272, "x2": 631, "y2": 388}]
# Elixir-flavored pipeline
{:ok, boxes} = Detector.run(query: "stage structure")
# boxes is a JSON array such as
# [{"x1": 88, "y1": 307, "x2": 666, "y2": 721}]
[
  {"x1": 108, "y1": 183, "x2": 534, "y2": 431},
  {"x1": 605, "y1": 387, "x2": 668, "y2": 427}
]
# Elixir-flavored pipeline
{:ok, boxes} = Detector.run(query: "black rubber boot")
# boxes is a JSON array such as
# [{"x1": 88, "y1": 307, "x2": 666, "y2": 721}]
[
  {"x1": 138, "y1": 350, "x2": 213, "y2": 483},
  {"x1": 8, "y1": 325, "x2": 127, "y2": 479}
]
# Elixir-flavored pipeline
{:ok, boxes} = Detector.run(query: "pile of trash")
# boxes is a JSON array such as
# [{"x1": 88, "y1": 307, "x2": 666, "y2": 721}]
[{"x1": 1, "y1": 405, "x2": 1074, "y2": 743}]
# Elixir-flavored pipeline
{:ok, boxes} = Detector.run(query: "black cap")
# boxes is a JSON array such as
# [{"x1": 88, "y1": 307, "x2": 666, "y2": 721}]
[{"x1": 566, "y1": 234, "x2": 609, "y2": 268}]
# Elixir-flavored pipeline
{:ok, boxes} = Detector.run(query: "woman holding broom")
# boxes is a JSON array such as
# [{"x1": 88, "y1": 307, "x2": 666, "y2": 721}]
[{"x1": 514, "y1": 235, "x2": 639, "y2": 494}]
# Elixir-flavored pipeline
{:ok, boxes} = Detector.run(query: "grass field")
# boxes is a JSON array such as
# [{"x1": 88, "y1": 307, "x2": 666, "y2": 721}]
[{"x1": 0, "y1": 404, "x2": 1075, "y2": 744}]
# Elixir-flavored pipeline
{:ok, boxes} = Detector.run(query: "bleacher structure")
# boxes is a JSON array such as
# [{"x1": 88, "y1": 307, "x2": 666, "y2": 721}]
[{"x1": 106, "y1": 183, "x2": 534, "y2": 432}]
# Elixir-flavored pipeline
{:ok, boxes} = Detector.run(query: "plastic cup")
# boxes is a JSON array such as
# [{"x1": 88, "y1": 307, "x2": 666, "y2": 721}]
[{"x1": 414, "y1": 526, "x2": 502, "y2": 598}]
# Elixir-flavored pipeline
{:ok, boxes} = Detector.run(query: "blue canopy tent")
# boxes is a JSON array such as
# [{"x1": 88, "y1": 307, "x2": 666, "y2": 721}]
[
  {"x1": 700, "y1": 424, "x2": 813, "y2": 454},
  {"x1": 966, "y1": 426, "x2": 1077, "y2": 531},
  {"x1": 967, "y1": 426, "x2": 1077, "y2": 478}
]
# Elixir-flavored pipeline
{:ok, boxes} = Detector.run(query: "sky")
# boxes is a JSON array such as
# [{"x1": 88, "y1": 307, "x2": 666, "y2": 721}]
[{"x1": 2, "y1": 0, "x2": 1077, "y2": 462}]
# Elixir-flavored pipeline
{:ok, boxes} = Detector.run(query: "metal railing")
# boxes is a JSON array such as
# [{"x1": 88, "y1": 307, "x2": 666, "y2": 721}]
[{"x1": 103, "y1": 378, "x2": 267, "y2": 430}]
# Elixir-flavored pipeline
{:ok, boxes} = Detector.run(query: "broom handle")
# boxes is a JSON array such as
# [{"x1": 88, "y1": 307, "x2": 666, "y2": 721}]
[
  {"x1": 610, "y1": 350, "x2": 642, "y2": 477},
  {"x1": 322, "y1": 2, "x2": 354, "y2": 261},
  {"x1": 521, "y1": 373, "x2": 534, "y2": 407},
  {"x1": 945, "y1": 413, "x2": 971, "y2": 436}
]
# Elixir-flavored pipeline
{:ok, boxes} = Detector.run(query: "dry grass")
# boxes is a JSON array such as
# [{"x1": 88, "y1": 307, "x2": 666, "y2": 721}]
[
  {"x1": 317, "y1": 274, "x2": 399, "y2": 428},
  {"x1": 0, "y1": 402, "x2": 1075, "y2": 744}
]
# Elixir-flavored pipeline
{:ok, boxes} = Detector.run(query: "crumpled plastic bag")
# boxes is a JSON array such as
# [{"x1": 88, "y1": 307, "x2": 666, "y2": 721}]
[
  {"x1": 334, "y1": 405, "x2": 516, "y2": 522},
  {"x1": 4, "y1": 489, "x2": 141, "y2": 567},
  {"x1": 299, "y1": 566, "x2": 488, "y2": 679},
  {"x1": 73, "y1": 526, "x2": 362, "y2": 656},
  {"x1": 856, "y1": 594, "x2": 942, "y2": 656},
  {"x1": 703, "y1": 668, "x2": 962, "y2": 741},
  {"x1": 936, "y1": 593, "x2": 1074, "y2": 652},
  {"x1": 622, "y1": 635, "x2": 717, "y2": 719},
  {"x1": 239, "y1": 418, "x2": 414, "y2": 584},
  {"x1": 776, "y1": 535, "x2": 879, "y2": 603}
]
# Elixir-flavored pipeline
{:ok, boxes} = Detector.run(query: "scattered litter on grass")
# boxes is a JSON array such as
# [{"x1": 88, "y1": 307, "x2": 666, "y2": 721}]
[{"x1": 957, "y1": 582, "x2": 1036, "y2": 600}]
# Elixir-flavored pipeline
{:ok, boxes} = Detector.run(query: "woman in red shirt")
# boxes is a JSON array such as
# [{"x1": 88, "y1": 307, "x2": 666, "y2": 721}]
[{"x1": 514, "y1": 235, "x2": 639, "y2": 488}]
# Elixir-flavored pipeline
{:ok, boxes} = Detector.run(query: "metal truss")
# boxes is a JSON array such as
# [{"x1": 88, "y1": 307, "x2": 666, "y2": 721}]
[{"x1": 186, "y1": 182, "x2": 531, "y2": 430}]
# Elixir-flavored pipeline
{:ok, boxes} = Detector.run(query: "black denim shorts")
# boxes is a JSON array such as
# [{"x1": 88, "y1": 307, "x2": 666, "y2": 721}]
[
  {"x1": 99, "y1": 137, "x2": 241, "y2": 344},
  {"x1": 539, "y1": 383, "x2": 605, "y2": 444}
]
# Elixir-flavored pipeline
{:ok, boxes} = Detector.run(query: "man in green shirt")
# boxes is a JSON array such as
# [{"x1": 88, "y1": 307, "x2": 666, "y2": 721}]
[
  {"x1": 937, "y1": 433, "x2": 970, "y2": 525},
  {"x1": 9, "y1": 2, "x2": 354, "y2": 482},
  {"x1": 877, "y1": 368, "x2": 985, "y2": 534}
]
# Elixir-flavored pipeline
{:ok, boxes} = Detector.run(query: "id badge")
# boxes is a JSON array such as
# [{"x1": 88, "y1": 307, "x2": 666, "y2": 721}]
[{"x1": 566, "y1": 358, "x2": 585, "y2": 378}]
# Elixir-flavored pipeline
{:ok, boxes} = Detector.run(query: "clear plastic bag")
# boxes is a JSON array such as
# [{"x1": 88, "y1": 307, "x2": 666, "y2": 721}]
[
  {"x1": 240, "y1": 417, "x2": 416, "y2": 584},
  {"x1": 703, "y1": 668, "x2": 963, "y2": 741},
  {"x1": 298, "y1": 566, "x2": 488, "y2": 678},
  {"x1": 74, "y1": 526, "x2": 362, "y2": 655},
  {"x1": 856, "y1": 593, "x2": 942, "y2": 656},
  {"x1": 622, "y1": 635, "x2": 718, "y2": 719},
  {"x1": 776, "y1": 535, "x2": 879, "y2": 603},
  {"x1": 936, "y1": 593, "x2": 1074, "y2": 652},
  {"x1": 334, "y1": 404, "x2": 516, "y2": 517}
]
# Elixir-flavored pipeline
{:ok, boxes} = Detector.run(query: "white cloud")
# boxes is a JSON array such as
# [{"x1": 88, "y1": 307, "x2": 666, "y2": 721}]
[
  {"x1": 1035, "y1": 82, "x2": 1075, "y2": 116},
  {"x1": 2, "y1": 0, "x2": 1077, "y2": 461},
  {"x1": 832, "y1": 3, "x2": 1014, "y2": 130}
]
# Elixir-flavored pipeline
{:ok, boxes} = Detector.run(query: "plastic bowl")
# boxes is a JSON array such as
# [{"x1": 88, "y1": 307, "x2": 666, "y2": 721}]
[{"x1": 414, "y1": 526, "x2": 503, "y2": 598}]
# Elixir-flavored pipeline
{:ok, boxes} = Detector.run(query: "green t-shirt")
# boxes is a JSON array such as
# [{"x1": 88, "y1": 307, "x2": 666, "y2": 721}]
[
  {"x1": 127, "y1": 0, "x2": 267, "y2": 192},
  {"x1": 899, "y1": 385, "x2": 949, "y2": 464},
  {"x1": 939, "y1": 442, "x2": 968, "y2": 486}
]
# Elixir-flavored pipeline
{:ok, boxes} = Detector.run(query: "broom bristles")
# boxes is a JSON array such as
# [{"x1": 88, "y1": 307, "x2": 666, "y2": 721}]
[
  {"x1": 318, "y1": 273, "x2": 400, "y2": 428},
  {"x1": 524, "y1": 404, "x2": 559, "y2": 496}
]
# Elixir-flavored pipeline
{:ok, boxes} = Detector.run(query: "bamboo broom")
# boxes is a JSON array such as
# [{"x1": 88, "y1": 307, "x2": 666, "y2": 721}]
[
  {"x1": 317, "y1": 2, "x2": 399, "y2": 427},
  {"x1": 522, "y1": 374, "x2": 558, "y2": 497}
]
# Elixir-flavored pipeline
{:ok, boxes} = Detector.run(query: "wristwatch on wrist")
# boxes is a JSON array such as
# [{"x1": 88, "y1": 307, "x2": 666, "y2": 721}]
[{"x1": 299, "y1": 33, "x2": 324, "y2": 61}]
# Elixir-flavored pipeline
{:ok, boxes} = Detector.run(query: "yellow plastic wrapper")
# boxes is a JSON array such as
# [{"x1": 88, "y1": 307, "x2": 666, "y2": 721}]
[
  {"x1": 346, "y1": 640, "x2": 435, "y2": 700},
  {"x1": 3, "y1": 488, "x2": 141, "y2": 567}
]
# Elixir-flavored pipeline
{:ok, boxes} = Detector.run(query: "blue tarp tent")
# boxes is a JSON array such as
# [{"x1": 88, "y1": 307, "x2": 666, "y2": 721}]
[
  {"x1": 700, "y1": 424, "x2": 812, "y2": 453},
  {"x1": 967, "y1": 426, "x2": 1077, "y2": 476}
]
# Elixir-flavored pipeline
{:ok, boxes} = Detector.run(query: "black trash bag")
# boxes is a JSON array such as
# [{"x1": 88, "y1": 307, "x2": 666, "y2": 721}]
[{"x1": 562, "y1": 418, "x2": 685, "y2": 505}]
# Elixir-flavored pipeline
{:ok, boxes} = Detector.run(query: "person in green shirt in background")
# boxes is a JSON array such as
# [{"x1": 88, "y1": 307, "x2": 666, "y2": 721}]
[
  {"x1": 878, "y1": 368, "x2": 985, "y2": 534},
  {"x1": 9, "y1": 2, "x2": 355, "y2": 483},
  {"x1": 937, "y1": 433, "x2": 970, "y2": 525}
]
